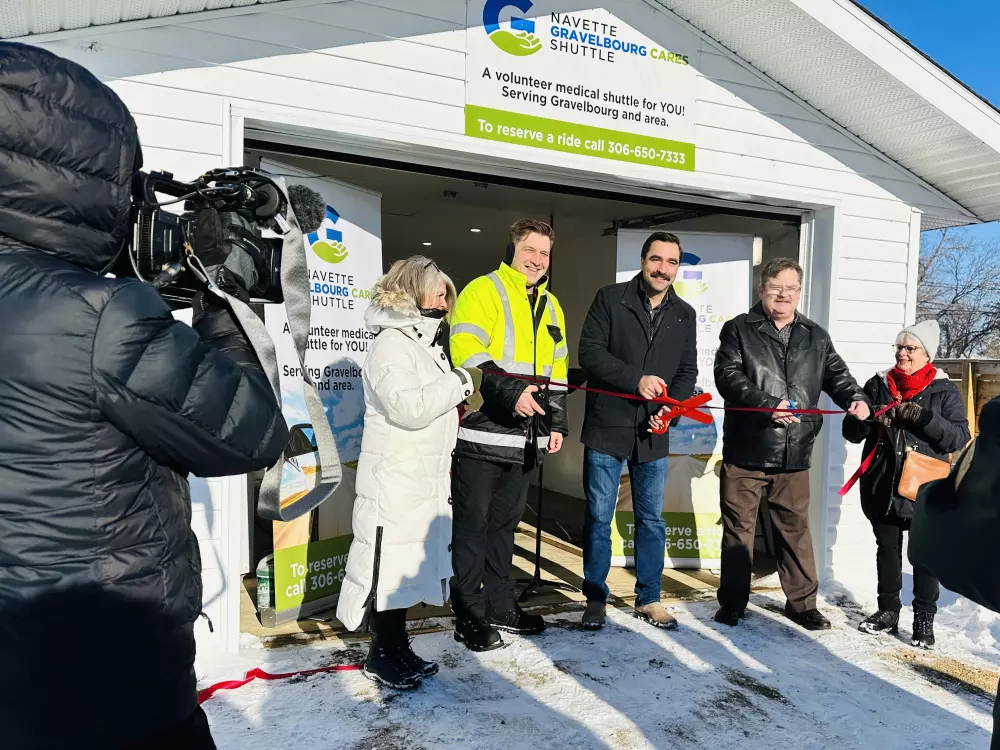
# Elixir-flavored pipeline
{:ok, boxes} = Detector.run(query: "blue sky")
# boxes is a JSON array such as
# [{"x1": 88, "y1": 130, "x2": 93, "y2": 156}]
[{"x1": 857, "y1": 0, "x2": 999, "y2": 241}]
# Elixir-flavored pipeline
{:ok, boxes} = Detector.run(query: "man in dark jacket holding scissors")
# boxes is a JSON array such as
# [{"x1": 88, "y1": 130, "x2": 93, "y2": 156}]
[
  {"x1": 578, "y1": 232, "x2": 698, "y2": 630},
  {"x1": 713, "y1": 257, "x2": 870, "y2": 631}
]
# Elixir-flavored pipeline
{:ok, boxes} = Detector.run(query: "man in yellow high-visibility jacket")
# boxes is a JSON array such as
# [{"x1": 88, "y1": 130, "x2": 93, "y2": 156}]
[{"x1": 449, "y1": 218, "x2": 569, "y2": 652}]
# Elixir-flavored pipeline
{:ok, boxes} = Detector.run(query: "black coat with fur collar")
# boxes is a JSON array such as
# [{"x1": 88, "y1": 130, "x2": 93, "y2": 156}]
[{"x1": 843, "y1": 370, "x2": 970, "y2": 523}]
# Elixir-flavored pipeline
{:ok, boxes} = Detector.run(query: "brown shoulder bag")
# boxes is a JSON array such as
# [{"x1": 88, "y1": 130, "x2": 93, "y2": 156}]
[{"x1": 897, "y1": 428, "x2": 952, "y2": 501}]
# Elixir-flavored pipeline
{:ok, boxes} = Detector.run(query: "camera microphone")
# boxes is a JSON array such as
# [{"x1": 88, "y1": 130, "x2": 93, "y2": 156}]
[{"x1": 287, "y1": 184, "x2": 326, "y2": 233}]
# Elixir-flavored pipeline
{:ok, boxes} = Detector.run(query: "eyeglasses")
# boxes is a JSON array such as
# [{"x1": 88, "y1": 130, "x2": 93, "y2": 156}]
[
  {"x1": 895, "y1": 345, "x2": 922, "y2": 353},
  {"x1": 424, "y1": 259, "x2": 439, "y2": 271},
  {"x1": 763, "y1": 285, "x2": 801, "y2": 296}
]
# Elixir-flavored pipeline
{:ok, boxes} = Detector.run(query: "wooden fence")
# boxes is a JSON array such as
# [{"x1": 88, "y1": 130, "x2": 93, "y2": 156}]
[{"x1": 935, "y1": 359, "x2": 1000, "y2": 437}]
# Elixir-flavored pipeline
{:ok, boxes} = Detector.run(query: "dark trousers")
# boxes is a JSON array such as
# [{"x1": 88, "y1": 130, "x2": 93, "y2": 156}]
[
  {"x1": 873, "y1": 521, "x2": 940, "y2": 615},
  {"x1": 450, "y1": 453, "x2": 536, "y2": 619},
  {"x1": 718, "y1": 464, "x2": 818, "y2": 614},
  {"x1": 115, "y1": 706, "x2": 216, "y2": 750},
  {"x1": 369, "y1": 607, "x2": 407, "y2": 648}
]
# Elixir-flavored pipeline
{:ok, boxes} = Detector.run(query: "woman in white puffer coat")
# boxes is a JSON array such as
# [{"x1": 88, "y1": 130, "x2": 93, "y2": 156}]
[{"x1": 337, "y1": 256, "x2": 482, "y2": 690}]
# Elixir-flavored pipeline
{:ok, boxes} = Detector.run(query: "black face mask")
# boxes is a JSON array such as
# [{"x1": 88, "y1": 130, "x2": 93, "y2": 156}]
[
  {"x1": 432, "y1": 319, "x2": 450, "y2": 352},
  {"x1": 420, "y1": 307, "x2": 447, "y2": 319}
]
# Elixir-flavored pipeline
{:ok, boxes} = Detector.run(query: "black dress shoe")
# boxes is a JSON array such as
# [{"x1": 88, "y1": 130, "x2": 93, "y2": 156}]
[
  {"x1": 714, "y1": 607, "x2": 745, "y2": 627},
  {"x1": 784, "y1": 605, "x2": 832, "y2": 631},
  {"x1": 487, "y1": 602, "x2": 546, "y2": 635}
]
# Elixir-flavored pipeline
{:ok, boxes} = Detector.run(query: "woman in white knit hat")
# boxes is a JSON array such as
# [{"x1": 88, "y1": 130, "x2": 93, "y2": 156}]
[{"x1": 842, "y1": 319, "x2": 970, "y2": 649}]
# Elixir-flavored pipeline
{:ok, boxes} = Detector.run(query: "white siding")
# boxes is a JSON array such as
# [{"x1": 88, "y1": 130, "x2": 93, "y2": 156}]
[{"x1": 31, "y1": 0, "x2": 967, "y2": 630}]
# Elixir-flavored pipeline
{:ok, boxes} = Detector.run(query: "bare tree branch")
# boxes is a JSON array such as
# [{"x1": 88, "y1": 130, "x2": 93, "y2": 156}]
[{"x1": 918, "y1": 227, "x2": 1000, "y2": 358}]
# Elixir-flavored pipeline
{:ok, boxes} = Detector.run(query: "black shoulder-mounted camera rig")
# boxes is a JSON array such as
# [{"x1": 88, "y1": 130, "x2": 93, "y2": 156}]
[{"x1": 110, "y1": 167, "x2": 323, "y2": 309}]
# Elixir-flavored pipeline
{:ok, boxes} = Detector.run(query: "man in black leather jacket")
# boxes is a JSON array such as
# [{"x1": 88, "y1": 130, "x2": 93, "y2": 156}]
[
  {"x1": 713, "y1": 258, "x2": 870, "y2": 630},
  {"x1": 0, "y1": 43, "x2": 288, "y2": 749}
]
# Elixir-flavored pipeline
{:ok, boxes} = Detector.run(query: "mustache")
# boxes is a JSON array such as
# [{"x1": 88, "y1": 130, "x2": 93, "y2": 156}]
[{"x1": 649, "y1": 273, "x2": 672, "y2": 280}]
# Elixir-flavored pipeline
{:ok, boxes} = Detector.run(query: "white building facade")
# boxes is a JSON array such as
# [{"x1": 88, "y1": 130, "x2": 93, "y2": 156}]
[{"x1": 7, "y1": 0, "x2": 1000, "y2": 654}]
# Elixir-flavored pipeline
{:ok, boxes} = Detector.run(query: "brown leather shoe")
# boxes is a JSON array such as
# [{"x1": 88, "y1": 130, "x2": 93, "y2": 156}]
[{"x1": 634, "y1": 602, "x2": 678, "y2": 630}]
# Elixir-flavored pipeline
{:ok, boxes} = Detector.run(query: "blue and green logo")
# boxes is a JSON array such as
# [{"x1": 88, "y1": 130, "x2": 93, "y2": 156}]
[
  {"x1": 307, "y1": 206, "x2": 348, "y2": 264},
  {"x1": 484, "y1": 0, "x2": 542, "y2": 56}
]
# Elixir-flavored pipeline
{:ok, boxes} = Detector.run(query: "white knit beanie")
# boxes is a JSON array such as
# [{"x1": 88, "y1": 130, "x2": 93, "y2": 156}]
[{"x1": 898, "y1": 319, "x2": 940, "y2": 361}]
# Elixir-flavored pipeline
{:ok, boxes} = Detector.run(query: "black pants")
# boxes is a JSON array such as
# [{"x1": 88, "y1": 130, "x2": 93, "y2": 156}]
[
  {"x1": 115, "y1": 706, "x2": 216, "y2": 750},
  {"x1": 369, "y1": 607, "x2": 407, "y2": 645},
  {"x1": 450, "y1": 453, "x2": 536, "y2": 619},
  {"x1": 873, "y1": 520, "x2": 940, "y2": 615}
]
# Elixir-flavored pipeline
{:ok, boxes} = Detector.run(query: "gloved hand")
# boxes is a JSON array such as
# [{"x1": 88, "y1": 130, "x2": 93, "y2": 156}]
[
  {"x1": 465, "y1": 366, "x2": 483, "y2": 394},
  {"x1": 894, "y1": 401, "x2": 932, "y2": 427},
  {"x1": 872, "y1": 408, "x2": 894, "y2": 429},
  {"x1": 192, "y1": 208, "x2": 266, "y2": 321}
]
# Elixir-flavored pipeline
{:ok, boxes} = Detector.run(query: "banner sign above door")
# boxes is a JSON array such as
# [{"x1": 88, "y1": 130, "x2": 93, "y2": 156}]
[{"x1": 465, "y1": 1, "x2": 698, "y2": 172}]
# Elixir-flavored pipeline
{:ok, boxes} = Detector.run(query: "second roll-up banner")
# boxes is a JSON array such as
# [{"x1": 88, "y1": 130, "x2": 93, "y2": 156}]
[
  {"x1": 258, "y1": 158, "x2": 383, "y2": 625},
  {"x1": 612, "y1": 230, "x2": 751, "y2": 570}
]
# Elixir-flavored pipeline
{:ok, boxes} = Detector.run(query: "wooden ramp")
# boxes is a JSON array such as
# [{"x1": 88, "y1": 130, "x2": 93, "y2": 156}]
[{"x1": 240, "y1": 523, "x2": 745, "y2": 648}]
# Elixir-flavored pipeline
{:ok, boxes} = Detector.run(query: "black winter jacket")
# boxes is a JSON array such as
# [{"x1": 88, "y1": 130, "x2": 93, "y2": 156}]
[
  {"x1": 714, "y1": 302, "x2": 867, "y2": 471},
  {"x1": 0, "y1": 43, "x2": 288, "y2": 749},
  {"x1": 579, "y1": 275, "x2": 698, "y2": 461},
  {"x1": 910, "y1": 396, "x2": 1000, "y2": 613},
  {"x1": 843, "y1": 371, "x2": 970, "y2": 523}
]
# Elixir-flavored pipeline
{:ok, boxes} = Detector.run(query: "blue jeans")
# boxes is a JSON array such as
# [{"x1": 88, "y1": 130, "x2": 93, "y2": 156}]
[{"x1": 582, "y1": 447, "x2": 668, "y2": 607}]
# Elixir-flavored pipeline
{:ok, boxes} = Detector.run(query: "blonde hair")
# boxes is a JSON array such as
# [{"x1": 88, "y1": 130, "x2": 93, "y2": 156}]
[{"x1": 375, "y1": 255, "x2": 457, "y2": 315}]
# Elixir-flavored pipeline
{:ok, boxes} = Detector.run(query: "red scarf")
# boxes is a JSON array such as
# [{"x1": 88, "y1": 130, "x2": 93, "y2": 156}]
[{"x1": 886, "y1": 363, "x2": 936, "y2": 402}]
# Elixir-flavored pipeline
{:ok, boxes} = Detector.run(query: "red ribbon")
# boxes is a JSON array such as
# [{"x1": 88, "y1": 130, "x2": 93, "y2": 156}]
[
  {"x1": 478, "y1": 369, "x2": 891, "y2": 495},
  {"x1": 198, "y1": 663, "x2": 363, "y2": 704},
  {"x1": 480, "y1": 369, "x2": 848, "y2": 415},
  {"x1": 836, "y1": 406, "x2": 895, "y2": 496}
]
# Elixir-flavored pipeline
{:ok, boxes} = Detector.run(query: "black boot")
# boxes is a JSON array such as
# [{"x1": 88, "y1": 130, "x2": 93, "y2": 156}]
[
  {"x1": 912, "y1": 611, "x2": 936, "y2": 649},
  {"x1": 400, "y1": 637, "x2": 439, "y2": 677},
  {"x1": 858, "y1": 609, "x2": 899, "y2": 635},
  {"x1": 487, "y1": 600, "x2": 545, "y2": 635},
  {"x1": 454, "y1": 614, "x2": 505, "y2": 652},
  {"x1": 363, "y1": 609, "x2": 422, "y2": 690},
  {"x1": 714, "y1": 606, "x2": 745, "y2": 627}
]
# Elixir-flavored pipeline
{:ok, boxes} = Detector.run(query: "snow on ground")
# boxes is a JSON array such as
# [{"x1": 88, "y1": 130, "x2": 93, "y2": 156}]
[{"x1": 199, "y1": 592, "x2": 997, "y2": 749}]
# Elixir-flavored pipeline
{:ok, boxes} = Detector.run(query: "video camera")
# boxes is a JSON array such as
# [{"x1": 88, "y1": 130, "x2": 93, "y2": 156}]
[{"x1": 111, "y1": 167, "x2": 325, "y2": 308}]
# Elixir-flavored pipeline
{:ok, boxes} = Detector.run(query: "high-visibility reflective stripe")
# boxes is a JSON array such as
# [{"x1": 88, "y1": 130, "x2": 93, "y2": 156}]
[
  {"x1": 537, "y1": 436, "x2": 550, "y2": 448},
  {"x1": 487, "y1": 272, "x2": 516, "y2": 364},
  {"x1": 541, "y1": 365, "x2": 553, "y2": 377},
  {"x1": 545, "y1": 298, "x2": 558, "y2": 327},
  {"x1": 554, "y1": 345, "x2": 568, "y2": 359},
  {"x1": 458, "y1": 428, "x2": 526, "y2": 448},
  {"x1": 461, "y1": 352, "x2": 492, "y2": 368},
  {"x1": 451, "y1": 323, "x2": 490, "y2": 345},
  {"x1": 550, "y1": 384, "x2": 568, "y2": 392},
  {"x1": 500, "y1": 360, "x2": 535, "y2": 376}
]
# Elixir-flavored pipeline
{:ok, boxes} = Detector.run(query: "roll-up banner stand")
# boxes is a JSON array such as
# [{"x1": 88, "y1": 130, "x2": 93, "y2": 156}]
[
  {"x1": 612, "y1": 231, "x2": 751, "y2": 570},
  {"x1": 257, "y1": 158, "x2": 383, "y2": 625}
]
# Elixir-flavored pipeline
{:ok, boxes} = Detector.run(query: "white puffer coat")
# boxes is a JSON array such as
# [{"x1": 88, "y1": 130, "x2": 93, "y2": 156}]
[{"x1": 336, "y1": 289, "x2": 475, "y2": 631}]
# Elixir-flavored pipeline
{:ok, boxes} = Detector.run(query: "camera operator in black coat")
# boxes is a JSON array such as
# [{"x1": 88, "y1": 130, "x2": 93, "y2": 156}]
[{"x1": 0, "y1": 43, "x2": 288, "y2": 749}]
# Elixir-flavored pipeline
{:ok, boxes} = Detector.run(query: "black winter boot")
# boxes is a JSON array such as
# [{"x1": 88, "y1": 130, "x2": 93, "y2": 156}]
[
  {"x1": 400, "y1": 637, "x2": 439, "y2": 677},
  {"x1": 454, "y1": 615, "x2": 505, "y2": 652},
  {"x1": 912, "y1": 611, "x2": 936, "y2": 649},
  {"x1": 714, "y1": 606, "x2": 745, "y2": 627},
  {"x1": 487, "y1": 601, "x2": 545, "y2": 635},
  {"x1": 363, "y1": 608, "x2": 422, "y2": 690},
  {"x1": 858, "y1": 609, "x2": 900, "y2": 635}
]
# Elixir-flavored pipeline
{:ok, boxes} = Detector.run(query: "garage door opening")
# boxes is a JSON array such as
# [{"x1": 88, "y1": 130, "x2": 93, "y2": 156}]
[{"x1": 243, "y1": 140, "x2": 800, "y2": 630}]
